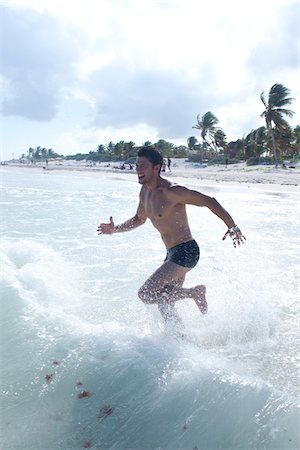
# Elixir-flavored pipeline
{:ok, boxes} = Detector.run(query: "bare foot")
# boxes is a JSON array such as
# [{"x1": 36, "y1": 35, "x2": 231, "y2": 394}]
[{"x1": 193, "y1": 285, "x2": 207, "y2": 314}]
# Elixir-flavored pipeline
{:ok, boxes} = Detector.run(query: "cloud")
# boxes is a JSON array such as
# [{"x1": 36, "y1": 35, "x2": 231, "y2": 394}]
[
  {"x1": 86, "y1": 63, "x2": 216, "y2": 138},
  {"x1": 0, "y1": 0, "x2": 299, "y2": 159},
  {"x1": 247, "y1": 2, "x2": 299, "y2": 77},
  {"x1": 1, "y1": 5, "x2": 84, "y2": 120}
]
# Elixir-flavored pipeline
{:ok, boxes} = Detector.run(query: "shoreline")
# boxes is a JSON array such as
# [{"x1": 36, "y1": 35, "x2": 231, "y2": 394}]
[{"x1": 2, "y1": 160, "x2": 300, "y2": 188}]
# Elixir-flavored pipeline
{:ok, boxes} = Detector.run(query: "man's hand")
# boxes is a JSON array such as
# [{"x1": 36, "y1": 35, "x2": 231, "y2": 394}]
[
  {"x1": 97, "y1": 216, "x2": 115, "y2": 235},
  {"x1": 222, "y1": 225, "x2": 246, "y2": 248}
]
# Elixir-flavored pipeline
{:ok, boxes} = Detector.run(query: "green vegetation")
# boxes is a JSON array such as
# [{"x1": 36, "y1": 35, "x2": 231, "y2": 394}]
[
  {"x1": 189, "y1": 84, "x2": 298, "y2": 166},
  {"x1": 20, "y1": 146, "x2": 63, "y2": 161},
  {"x1": 20, "y1": 84, "x2": 299, "y2": 166},
  {"x1": 260, "y1": 83, "x2": 295, "y2": 166},
  {"x1": 64, "y1": 139, "x2": 188, "y2": 163}
]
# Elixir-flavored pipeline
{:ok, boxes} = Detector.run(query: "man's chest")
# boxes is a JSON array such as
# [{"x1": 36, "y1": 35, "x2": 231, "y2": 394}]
[{"x1": 143, "y1": 190, "x2": 173, "y2": 219}]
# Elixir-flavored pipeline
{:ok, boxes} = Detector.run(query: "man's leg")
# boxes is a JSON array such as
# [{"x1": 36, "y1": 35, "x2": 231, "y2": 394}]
[
  {"x1": 157, "y1": 276, "x2": 185, "y2": 325},
  {"x1": 138, "y1": 261, "x2": 207, "y2": 319}
]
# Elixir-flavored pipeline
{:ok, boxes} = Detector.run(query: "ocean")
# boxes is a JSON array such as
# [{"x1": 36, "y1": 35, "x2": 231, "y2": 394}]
[{"x1": 0, "y1": 166, "x2": 299, "y2": 450}]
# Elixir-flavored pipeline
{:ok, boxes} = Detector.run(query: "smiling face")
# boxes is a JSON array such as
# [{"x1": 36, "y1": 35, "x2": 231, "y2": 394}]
[{"x1": 136, "y1": 156, "x2": 161, "y2": 185}]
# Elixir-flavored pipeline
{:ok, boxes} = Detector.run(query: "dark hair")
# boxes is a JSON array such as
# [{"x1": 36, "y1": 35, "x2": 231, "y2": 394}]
[{"x1": 137, "y1": 146, "x2": 163, "y2": 168}]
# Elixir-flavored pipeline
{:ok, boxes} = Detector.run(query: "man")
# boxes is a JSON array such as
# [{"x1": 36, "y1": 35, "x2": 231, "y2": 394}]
[
  {"x1": 167, "y1": 157, "x2": 171, "y2": 172},
  {"x1": 97, "y1": 146, "x2": 245, "y2": 325}
]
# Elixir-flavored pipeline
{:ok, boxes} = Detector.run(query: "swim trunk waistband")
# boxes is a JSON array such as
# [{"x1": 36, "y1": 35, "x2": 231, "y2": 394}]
[{"x1": 164, "y1": 239, "x2": 200, "y2": 268}]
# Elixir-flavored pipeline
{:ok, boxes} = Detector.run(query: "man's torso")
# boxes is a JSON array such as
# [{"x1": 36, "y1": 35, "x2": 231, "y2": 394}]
[{"x1": 140, "y1": 182, "x2": 193, "y2": 248}]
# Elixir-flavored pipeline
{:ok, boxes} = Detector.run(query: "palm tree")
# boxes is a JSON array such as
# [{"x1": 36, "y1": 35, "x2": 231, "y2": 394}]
[
  {"x1": 41, "y1": 147, "x2": 48, "y2": 160},
  {"x1": 123, "y1": 141, "x2": 136, "y2": 160},
  {"x1": 273, "y1": 125, "x2": 295, "y2": 160},
  {"x1": 244, "y1": 127, "x2": 267, "y2": 160},
  {"x1": 114, "y1": 141, "x2": 125, "y2": 160},
  {"x1": 260, "y1": 83, "x2": 294, "y2": 166},
  {"x1": 187, "y1": 136, "x2": 198, "y2": 151},
  {"x1": 213, "y1": 128, "x2": 227, "y2": 153},
  {"x1": 292, "y1": 125, "x2": 300, "y2": 149},
  {"x1": 34, "y1": 146, "x2": 42, "y2": 160},
  {"x1": 97, "y1": 144, "x2": 106, "y2": 154},
  {"x1": 233, "y1": 138, "x2": 246, "y2": 161},
  {"x1": 28, "y1": 147, "x2": 34, "y2": 160},
  {"x1": 193, "y1": 111, "x2": 219, "y2": 151}
]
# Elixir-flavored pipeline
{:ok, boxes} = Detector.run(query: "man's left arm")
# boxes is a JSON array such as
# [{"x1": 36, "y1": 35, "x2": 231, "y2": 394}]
[{"x1": 173, "y1": 186, "x2": 246, "y2": 247}]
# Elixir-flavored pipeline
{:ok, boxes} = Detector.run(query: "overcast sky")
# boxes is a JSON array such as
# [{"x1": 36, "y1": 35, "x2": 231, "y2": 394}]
[{"x1": 1, "y1": 0, "x2": 299, "y2": 160}]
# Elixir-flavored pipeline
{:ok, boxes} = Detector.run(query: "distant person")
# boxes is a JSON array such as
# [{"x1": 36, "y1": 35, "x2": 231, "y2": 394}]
[
  {"x1": 97, "y1": 146, "x2": 245, "y2": 327},
  {"x1": 167, "y1": 158, "x2": 171, "y2": 172}
]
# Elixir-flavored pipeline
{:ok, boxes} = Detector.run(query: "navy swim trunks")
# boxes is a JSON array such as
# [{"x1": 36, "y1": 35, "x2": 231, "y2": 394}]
[{"x1": 164, "y1": 240, "x2": 200, "y2": 268}]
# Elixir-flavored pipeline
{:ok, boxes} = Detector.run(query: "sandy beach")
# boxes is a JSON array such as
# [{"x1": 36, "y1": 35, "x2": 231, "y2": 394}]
[
  {"x1": 163, "y1": 160, "x2": 300, "y2": 187},
  {"x1": 5, "y1": 159, "x2": 300, "y2": 188}
]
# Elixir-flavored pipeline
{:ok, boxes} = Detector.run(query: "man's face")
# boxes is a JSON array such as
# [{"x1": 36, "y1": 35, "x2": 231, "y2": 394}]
[{"x1": 136, "y1": 156, "x2": 160, "y2": 184}]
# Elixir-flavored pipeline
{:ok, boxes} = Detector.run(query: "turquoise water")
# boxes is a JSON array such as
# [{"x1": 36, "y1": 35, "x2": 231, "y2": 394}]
[{"x1": 0, "y1": 167, "x2": 299, "y2": 449}]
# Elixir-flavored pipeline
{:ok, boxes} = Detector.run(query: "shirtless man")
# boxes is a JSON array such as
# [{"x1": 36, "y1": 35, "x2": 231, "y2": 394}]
[{"x1": 97, "y1": 146, "x2": 245, "y2": 324}]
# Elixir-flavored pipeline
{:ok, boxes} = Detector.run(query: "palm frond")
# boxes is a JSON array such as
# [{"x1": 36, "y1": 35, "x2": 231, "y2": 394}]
[
  {"x1": 275, "y1": 108, "x2": 295, "y2": 118},
  {"x1": 202, "y1": 111, "x2": 219, "y2": 128},
  {"x1": 270, "y1": 113, "x2": 290, "y2": 131},
  {"x1": 269, "y1": 83, "x2": 293, "y2": 108},
  {"x1": 274, "y1": 98, "x2": 295, "y2": 107},
  {"x1": 260, "y1": 92, "x2": 267, "y2": 107}
]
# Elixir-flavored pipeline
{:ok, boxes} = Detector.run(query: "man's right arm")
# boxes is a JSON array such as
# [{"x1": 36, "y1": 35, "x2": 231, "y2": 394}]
[{"x1": 97, "y1": 199, "x2": 147, "y2": 235}]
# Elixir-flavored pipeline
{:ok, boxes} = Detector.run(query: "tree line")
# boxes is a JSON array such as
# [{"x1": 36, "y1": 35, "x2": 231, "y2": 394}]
[
  {"x1": 21, "y1": 84, "x2": 299, "y2": 166},
  {"x1": 20, "y1": 146, "x2": 62, "y2": 161},
  {"x1": 189, "y1": 84, "x2": 298, "y2": 166}
]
